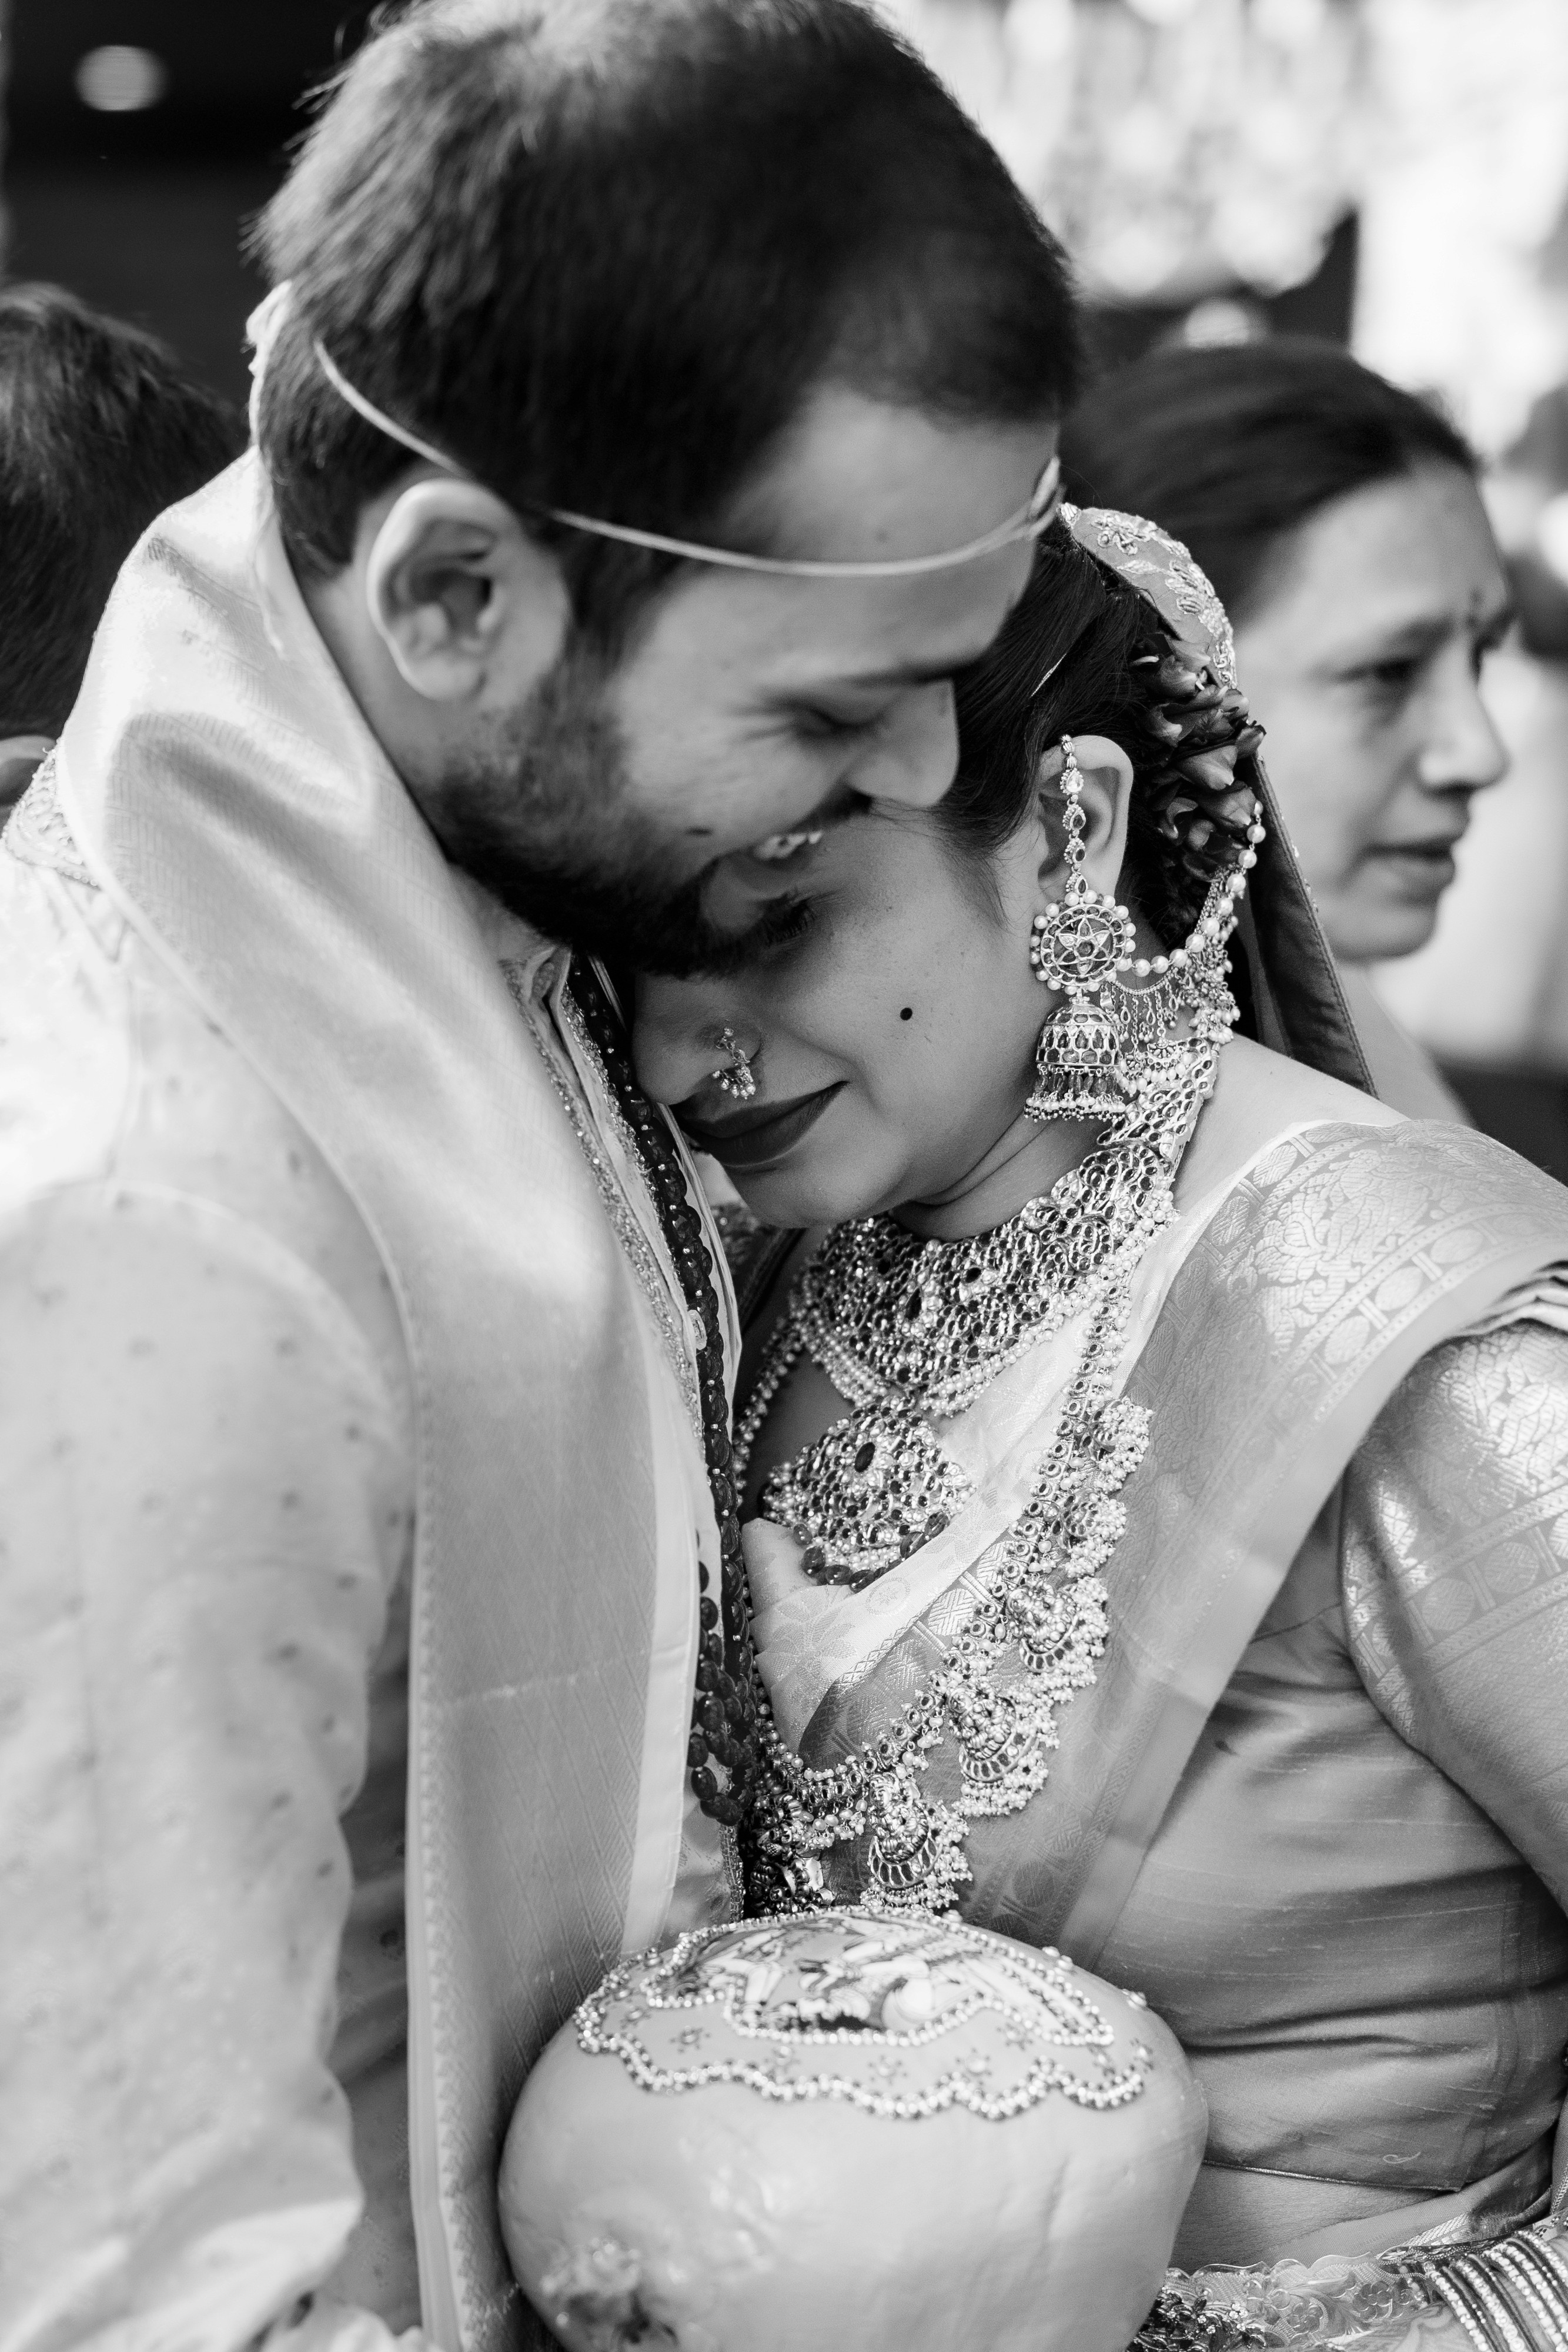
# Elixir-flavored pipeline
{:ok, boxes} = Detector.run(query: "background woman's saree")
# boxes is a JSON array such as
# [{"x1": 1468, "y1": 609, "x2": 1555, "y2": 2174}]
[{"x1": 748, "y1": 1114, "x2": 1568, "y2": 2269}]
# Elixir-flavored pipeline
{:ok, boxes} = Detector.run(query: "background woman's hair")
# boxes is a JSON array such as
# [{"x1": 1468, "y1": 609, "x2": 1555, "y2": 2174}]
[
  {"x1": 0, "y1": 283, "x2": 243, "y2": 734},
  {"x1": 255, "y1": 0, "x2": 1080, "y2": 653},
  {"x1": 1058, "y1": 338, "x2": 1476, "y2": 626},
  {"x1": 947, "y1": 521, "x2": 1255, "y2": 947}
]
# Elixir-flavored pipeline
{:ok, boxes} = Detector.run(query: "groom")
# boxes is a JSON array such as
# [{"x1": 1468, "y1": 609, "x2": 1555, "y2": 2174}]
[{"x1": 0, "y1": 4, "x2": 1076, "y2": 2348}]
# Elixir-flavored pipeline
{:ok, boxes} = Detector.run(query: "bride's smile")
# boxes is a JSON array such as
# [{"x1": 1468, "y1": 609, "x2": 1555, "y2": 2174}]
[
  {"x1": 634, "y1": 718, "x2": 1149, "y2": 1238},
  {"x1": 676, "y1": 1077, "x2": 849, "y2": 1172}
]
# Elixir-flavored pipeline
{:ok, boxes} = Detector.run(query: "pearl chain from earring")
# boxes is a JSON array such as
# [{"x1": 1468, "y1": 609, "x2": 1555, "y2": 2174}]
[{"x1": 1033, "y1": 820, "x2": 1266, "y2": 985}]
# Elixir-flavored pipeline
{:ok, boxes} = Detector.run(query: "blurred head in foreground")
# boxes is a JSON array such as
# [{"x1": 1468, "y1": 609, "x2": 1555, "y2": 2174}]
[
  {"x1": 1062, "y1": 338, "x2": 1512, "y2": 963},
  {"x1": 0, "y1": 283, "x2": 243, "y2": 814},
  {"x1": 500, "y1": 1909, "x2": 1204, "y2": 2352}
]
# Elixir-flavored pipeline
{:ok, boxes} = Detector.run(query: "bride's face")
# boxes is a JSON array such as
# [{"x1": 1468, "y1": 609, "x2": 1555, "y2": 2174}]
[
  {"x1": 633, "y1": 806, "x2": 1039, "y2": 1225},
  {"x1": 631, "y1": 744, "x2": 1131, "y2": 1228}
]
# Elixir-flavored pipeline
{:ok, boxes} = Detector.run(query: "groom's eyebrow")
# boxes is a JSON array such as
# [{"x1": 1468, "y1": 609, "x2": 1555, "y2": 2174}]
[
  {"x1": 791, "y1": 570, "x2": 1035, "y2": 697},
  {"x1": 824, "y1": 599, "x2": 1032, "y2": 693},
  {"x1": 840, "y1": 658, "x2": 965, "y2": 687},
  {"x1": 818, "y1": 643, "x2": 995, "y2": 692}
]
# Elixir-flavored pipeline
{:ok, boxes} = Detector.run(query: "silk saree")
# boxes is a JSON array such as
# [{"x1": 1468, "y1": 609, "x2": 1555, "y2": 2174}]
[{"x1": 744, "y1": 1094, "x2": 1568, "y2": 2276}]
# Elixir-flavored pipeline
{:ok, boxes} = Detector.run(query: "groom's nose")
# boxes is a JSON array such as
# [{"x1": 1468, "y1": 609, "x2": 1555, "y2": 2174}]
[{"x1": 846, "y1": 678, "x2": 958, "y2": 810}]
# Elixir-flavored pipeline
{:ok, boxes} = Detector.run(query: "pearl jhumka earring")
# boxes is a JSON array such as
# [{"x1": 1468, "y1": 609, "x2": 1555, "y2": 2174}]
[
  {"x1": 1026, "y1": 734, "x2": 1265, "y2": 1125},
  {"x1": 1026, "y1": 737, "x2": 1138, "y2": 1122}
]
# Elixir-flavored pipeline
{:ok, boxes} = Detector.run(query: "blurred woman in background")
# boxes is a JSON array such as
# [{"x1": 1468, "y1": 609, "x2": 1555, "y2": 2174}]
[
  {"x1": 0, "y1": 284, "x2": 242, "y2": 825},
  {"x1": 1061, "y1": 337, "x2": 1513, "y2": 1121}
]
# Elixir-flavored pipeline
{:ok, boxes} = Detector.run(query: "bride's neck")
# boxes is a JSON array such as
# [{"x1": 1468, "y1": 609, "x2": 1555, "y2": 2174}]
[
  {"x1": 891, "y1": 1111, "x2": 1099, "y2": 1242},
  {"x1": 890, "y1": 913, "x2": 1178, "y2": 1244}
]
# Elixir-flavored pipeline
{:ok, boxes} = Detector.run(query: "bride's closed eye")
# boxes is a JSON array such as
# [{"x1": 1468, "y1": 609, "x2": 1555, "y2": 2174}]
[
  {"x1": 735, "y1": 894, "x2": 818, "y2": 968},
  {"x1": 696, "y1": 891, "x2": 819, "y2": 978},
  {"x1": 754, "y1": 896, "x2": 817, "y2": 954}
]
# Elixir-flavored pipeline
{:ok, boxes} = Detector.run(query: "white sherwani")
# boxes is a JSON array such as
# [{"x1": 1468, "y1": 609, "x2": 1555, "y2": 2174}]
[{"x1": 0, "y1": 456, "x2": 735, "y2": 2352}]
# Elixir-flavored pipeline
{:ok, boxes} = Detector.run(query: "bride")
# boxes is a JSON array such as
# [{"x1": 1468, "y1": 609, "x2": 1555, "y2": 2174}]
[{"x1": 631, "y1": 507, "x2": 1568, "y2": 2349}]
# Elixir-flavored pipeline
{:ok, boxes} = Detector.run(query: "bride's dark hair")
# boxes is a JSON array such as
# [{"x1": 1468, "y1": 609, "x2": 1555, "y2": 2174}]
[{"x1": 945, "y1": 518, "x2": 1258, "y2": 948}]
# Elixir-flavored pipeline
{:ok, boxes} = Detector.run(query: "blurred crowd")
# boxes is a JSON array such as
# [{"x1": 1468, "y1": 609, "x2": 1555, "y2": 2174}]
[{"x1": 8, "y1": 0, "x2": 1568, "y2": 1165}]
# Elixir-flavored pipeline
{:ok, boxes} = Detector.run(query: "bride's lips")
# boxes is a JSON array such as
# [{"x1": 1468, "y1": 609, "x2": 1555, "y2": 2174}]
[{"x1": 679, "y1": 1082, "x2": 845, "y2": 1170}]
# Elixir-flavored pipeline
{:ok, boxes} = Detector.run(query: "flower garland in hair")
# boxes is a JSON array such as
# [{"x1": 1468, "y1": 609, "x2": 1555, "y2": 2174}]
[
  {"x1": 1030, "y1": 502, "x2": 1267, "y2": 952},
  {"x1": 1120, "y1": 616, "x2": 1266, "y2": 949}
]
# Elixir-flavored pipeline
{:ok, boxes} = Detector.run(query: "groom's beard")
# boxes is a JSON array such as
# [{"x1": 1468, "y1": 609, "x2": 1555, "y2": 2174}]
[{"x1": 427, "y1": 646, "x2": 728, "y2": 977}]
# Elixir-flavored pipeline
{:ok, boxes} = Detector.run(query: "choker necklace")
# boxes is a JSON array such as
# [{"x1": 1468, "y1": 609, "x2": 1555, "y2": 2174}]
[{"x1": 732, "y1": 871, "x2": 1243, "y2": 1916}]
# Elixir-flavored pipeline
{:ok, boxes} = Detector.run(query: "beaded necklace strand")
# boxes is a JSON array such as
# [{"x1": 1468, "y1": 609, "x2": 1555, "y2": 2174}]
[{"x1": 566, "y1": 963, "x2": 760, "y2": 1827}]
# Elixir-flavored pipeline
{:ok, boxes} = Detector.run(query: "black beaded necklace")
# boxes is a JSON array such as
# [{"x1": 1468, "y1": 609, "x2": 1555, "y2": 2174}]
[{"x1": 567, "y1": 962, "x2": 760, "y2": 1830}]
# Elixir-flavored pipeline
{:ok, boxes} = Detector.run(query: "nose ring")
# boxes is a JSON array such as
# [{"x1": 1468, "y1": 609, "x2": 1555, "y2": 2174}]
[{"x1": 710, "y1": 1025, "x2": 758, "y2": 1101}]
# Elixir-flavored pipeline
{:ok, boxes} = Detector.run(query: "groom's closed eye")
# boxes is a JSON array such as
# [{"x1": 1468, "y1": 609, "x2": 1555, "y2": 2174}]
[
  {"x1": 795, "y1": 704, "x2": 891, "y2": 742},
  {"x1": 783, "y1": 647, "x2": 989, "y2": 743}
]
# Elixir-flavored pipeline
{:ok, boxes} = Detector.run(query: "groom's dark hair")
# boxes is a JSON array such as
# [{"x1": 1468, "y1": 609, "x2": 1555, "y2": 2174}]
[{"x1": 256, "y1": 0, "x2": 1079, "y2": 646}]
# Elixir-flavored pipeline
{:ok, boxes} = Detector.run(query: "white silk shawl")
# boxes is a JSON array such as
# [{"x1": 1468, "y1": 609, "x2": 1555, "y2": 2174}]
[{"x1": 49, "y1": 454, "x2": 720, "y2": 2351}]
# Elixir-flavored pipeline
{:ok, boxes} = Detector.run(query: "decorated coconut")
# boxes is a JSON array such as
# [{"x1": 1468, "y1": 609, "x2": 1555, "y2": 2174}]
[{"x1": 500, "y1": 1906, "x2": 1205, "y2": 2352}]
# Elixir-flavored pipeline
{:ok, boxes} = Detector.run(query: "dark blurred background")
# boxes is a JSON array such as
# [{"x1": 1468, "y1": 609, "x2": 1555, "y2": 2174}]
[
  {"x1": 4, "y1": 0, "x2": 1360, "y2": 406},
  {"x1": 5, "y1": 2, "x2": 375, "y2": 402}
]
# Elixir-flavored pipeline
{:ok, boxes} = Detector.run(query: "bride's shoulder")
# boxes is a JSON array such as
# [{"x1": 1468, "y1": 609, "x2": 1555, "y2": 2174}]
[
  {"x1": 1177, "y1": 1035, "x2": 1404, "y2": 1208},
  {"x1": 1214, "y1": 1034, "x2": 1406, "y2": 1131}
]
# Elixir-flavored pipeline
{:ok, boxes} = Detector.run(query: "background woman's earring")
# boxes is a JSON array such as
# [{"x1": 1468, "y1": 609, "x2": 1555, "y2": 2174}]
[
  {"x1": 710, "y1": 1025, "x2": 758, "y2": 1101},
  {"x1": 1025, "y1": 736, "x2": 1137, "y2": 1124}
]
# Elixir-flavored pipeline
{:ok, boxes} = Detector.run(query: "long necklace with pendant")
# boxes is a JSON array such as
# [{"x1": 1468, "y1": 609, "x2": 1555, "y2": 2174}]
[{"x1": 732, "y1": 905, "x2": 1239, "y2": 1917}]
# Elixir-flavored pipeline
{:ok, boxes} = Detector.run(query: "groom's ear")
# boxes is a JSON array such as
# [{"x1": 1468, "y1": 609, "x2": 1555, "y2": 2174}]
[
  {"x1": 363, "y1": 478, "x2": 572, "y2": 704},
  {"x1": 1034, "y1": 732, "x2": 1136, "y2": 898}
]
